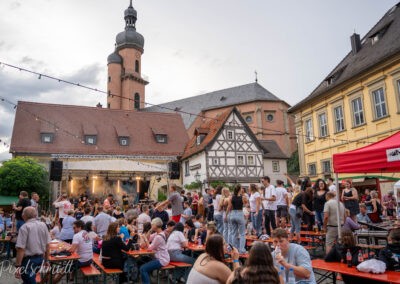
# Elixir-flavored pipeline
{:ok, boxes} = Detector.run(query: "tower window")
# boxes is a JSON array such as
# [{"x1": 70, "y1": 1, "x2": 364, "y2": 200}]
[
  {"x1": 108, "y1": 76, "x2": 111, "y2": 83},
  {"x1": 134, "y1": 93, "x2": 140, "y2": 110},
  {"x1": 135, "y1": 60, "x2": 140, "y2": 73}
]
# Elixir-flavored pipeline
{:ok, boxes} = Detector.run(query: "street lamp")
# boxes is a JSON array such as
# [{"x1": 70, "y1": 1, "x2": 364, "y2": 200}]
[{"x1": 195, "y1": 171, "x2": 200, "y2": 182}]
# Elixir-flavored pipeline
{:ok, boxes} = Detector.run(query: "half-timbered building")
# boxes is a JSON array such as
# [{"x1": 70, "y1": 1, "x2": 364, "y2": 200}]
[{"x1": 182, "y1": 107, "x2": 269, "y2": 187}]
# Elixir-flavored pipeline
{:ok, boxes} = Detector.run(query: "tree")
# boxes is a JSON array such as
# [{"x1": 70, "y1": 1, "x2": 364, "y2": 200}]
[
  {"x1": 287, "y1": 150, "x2": 300, "y2": 175},
  {"x1": 0, "y1": 157, "x2": 50, "y2": 207},
  {"x1": 184, "y1": 181, "x2": 202, "y2": 190}
]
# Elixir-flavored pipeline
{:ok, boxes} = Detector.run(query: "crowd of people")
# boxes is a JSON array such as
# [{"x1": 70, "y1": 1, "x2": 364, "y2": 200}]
[{"x1": 1, "y1": 175, "x2": 399, "y2": 284}]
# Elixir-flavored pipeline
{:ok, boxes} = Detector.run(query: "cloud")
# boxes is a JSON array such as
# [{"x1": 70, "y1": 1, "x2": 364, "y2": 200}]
[
  {"x1": 0, "y1": 61, "x2": 104, "y2": 157},
  {"x1": 9, "y1": 1, "x2": 21, "y2": 10}
]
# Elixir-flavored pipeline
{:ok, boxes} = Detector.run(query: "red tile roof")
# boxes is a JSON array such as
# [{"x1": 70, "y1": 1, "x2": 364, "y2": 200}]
[
  {"x1": 181, "y1": 108, "x2": 233, "y2": 160},
  {"x1": 10, "y1": 101, "x2": 189, "y2": 157}
]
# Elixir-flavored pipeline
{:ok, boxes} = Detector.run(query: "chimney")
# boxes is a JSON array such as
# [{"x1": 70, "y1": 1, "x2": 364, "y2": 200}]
[
  {"x1": 96, "y1": 102, "x2": 102, "y2": 108},
  {"x1": 350, "y1": 33, "x2": 361, "y2": 54}
]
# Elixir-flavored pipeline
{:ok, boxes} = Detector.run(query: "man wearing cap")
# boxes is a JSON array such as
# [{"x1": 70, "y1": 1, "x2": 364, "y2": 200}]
[{"x1": 15, "y1": 206, "x2": 50, "y2": 283}]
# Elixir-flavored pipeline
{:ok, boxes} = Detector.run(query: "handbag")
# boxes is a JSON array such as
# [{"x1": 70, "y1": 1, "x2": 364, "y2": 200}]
[{"x1": 295, "y1": 206, "x2": 303, "y2": 218}]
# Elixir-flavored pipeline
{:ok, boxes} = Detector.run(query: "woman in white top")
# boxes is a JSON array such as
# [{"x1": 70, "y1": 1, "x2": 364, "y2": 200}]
[
  {"x1": 167, "y1": 222, "x2": 195, "y2": 281},
  {"x1": 187, "y1": 234, "x2": 240, "y2": 284},
  {"x1": 249, "y1": 184, "x2": 262, "y2": 235}
]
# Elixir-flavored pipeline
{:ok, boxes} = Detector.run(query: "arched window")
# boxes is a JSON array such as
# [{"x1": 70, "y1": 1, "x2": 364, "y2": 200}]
[
  {"x1": 134, "y1": 93, "x2": 140, "y2": 110},
  {"x1": 135, "y1": 60, "x2": 140, "y2": 73}
]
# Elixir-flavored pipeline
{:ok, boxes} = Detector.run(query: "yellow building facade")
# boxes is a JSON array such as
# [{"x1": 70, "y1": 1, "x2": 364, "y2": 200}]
[{"x1": 290, "y1": 3, "x2": 400, "y2": 179}]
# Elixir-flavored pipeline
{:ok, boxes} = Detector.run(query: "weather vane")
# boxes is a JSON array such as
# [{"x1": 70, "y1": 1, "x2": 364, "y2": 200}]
[{"x1": 255, "y1": 70, "x2": 258, "y2": 83}]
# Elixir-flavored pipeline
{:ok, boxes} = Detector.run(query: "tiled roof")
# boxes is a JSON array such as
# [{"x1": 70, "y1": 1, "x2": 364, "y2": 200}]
[
  {"x1": 144, "y1": 82, "x2": 285, "y2": 128},
  {"x1": 10, "y1": 101, "x2": 189, "y2": 157},
  {"x1": 181, "y1": 108, "x2": 233, "y2": 160},
  {"x1": 289, "y1": 3, "x2": 400, "y2": 112},
  {"x1": 259, "y1": 140, "x2": 288, "y2": 159}
]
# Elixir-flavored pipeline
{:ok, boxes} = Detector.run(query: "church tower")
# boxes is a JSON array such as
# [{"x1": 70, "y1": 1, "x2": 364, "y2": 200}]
[{"x1": 107, "y1": 1, "x2": 148, "y2": 110}]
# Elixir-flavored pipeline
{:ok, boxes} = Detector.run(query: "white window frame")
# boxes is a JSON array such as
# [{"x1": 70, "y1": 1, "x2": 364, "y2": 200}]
[
  {"x1": 272, "y1": 161, "x2": 280, "y2": 172},
  {"x1": 304, "y1": 118, "x2": 314, "y2": 142},
  {"x1": 372, "y1": 88, "x2": 388, "y2": 119},
  {"x1": 351, "y1": 97, "x2": 365, "y2": 127},
  {"x1": 41, "y1": 133, "x2": 54, "y2": 144},
  {"x1": 119, "y1": 137, "x2": 129, "y2": 146},
  {"x1": 333, "y1": 105, "x2": 345, "y2": 133},
  {"x1": 85, "y1": 135, "x2": 97, "y2": 145},
  {"x1": 247, "y1": 155, "x2": 255, "y2": 166},
  {"x1": 155, "y1": 134, "x2": 167, "y2": 144},
  {"x1": 237, "y1": 155, "x2": 245, "y2": 166},
  {"x1": 318, "y1": 112, "x2": 328, "y2": 138}
]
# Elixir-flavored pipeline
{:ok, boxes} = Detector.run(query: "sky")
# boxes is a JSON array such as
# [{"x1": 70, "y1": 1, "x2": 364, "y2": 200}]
[{"x1": 0, "y1": 0, "x2": 398, "y2": 161}]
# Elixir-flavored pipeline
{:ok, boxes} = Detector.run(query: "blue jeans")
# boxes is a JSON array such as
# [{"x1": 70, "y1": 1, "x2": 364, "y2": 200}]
[
  {"x1": 222, "y1": 212, "x2": 229, "y2": 243},
  {"x1": 315, "y1": 211, "x2": 323, "y2": 230},
  {"x1": 214, "y1": 213, "x2": 224, "y2": 236},
  {"x1": 140, "y1": 259, "x2": 162, "y2": 284},
  {"x1": 169, "y1": 250, "x2": 195, "y2": 280},
  {"x1": 289, "y1": 207, "x2": 301, "y2": 234},
  {"x1": 250, "y1": 210, "x2": 262, "y2": 235},
  {"x1": 228, "y1": 210, "x2": 246, "y2": 253},
  {"x1": 21, "y1": 255, "x2": 44, "y2": 284},
  {"x1": 17, "y1": 220, "x2": 25, "y2": 231}
]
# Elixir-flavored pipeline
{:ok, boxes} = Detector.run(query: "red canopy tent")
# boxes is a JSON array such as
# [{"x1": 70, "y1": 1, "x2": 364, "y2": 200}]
[
  {"x1": 332, "y1": 131, "x2": 400, "y2": 241},
  {"x1": 333, "y1": 131, "x2": 400, "y2": 173}
]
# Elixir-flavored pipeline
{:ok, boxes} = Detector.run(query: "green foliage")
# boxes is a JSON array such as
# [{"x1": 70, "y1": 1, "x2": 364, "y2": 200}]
[
  {"x1": 287, "y1": 150, "x2": 300, "y2": 175},
  {"x1": 209, "y1": 180, "x2": 228, "y2": 189},
  {"x1": 184, "y1": 181, "x2": 202, "y2": 190},
  {"x1": 157, "y1": 190, "x2": 167, "y2": 202},
  {"x1": 0, "y1": 157, "x2": 50, "y2": 207}
]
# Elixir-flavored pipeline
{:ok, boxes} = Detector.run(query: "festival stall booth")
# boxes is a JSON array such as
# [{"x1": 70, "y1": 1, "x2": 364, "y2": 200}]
[{"x1": 332, "y1": 131, "x2": 400, "y2": 243}]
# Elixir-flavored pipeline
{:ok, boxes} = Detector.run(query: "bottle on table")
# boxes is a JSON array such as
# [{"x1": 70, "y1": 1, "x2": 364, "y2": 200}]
[
  {"x1": 287, "y1": 267, "x2": 295, "y2": 284},
  {"x1": 278, "y1": 266, "x2": 285, "y2": 283},
  {"x1": 197, "y1": 236, "x2": 202, "y2": 246},
  {"x1": 346, "y1": 249, "x2": 352, "y2": 267},
  {"x1": 358, "y1": 250, "x2": 364, "y2": 263}
]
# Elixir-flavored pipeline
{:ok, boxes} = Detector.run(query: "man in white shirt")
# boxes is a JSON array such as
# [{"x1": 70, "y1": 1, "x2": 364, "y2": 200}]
[
  {"x1": 275, "y1": 180, "x2": 289, "y2": 228},
  {"x1": 53, "y1": 193, "x2": 72, "y2": 227},
  {"x1": 69, "y1": 220, "x2": 93, "y2": 267},
  {"x1": 327, "y1": 178, "x2": 337, "y2": 195},
  {"x1": 137, "y1": 205, "x2": 151, "y2": 233},
  {"x1": 93, "y1": 206, "x2": 112, "y2": 237},
  {"x1": 262, "y1": 176, "x2": 277, "y2": 236},
  {"x1": 80, "y1": 207, "x2": 94, "y2": 224}
]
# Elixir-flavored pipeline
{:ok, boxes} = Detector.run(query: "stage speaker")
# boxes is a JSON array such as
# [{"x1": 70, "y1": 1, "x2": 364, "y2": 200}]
[
  {"x1": 49, "y1": 160, "x2": 63, "y2": 181},
  {"x1": 168, "y1": 162, "x2": 180, "y2": 179}
]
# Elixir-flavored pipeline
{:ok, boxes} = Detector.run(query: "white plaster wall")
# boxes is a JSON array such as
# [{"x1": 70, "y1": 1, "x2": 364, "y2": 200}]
[
  {"x1": 263, "y1": 159, "x2": 287, "y2": 185},
  {"x1": 182, "y1": 152, "x2": 207, "y2": 186}
]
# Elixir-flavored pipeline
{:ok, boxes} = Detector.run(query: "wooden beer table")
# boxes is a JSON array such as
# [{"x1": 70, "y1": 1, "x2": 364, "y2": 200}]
[{"x1": 312, "y1": 258, "x2": 400, "y2": 284}]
